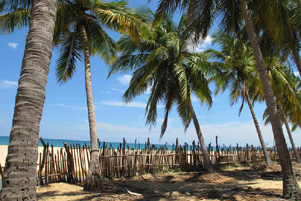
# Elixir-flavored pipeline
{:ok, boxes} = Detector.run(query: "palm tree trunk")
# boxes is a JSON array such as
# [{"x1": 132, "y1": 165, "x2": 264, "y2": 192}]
[
  {"x1": 243, "y1": 84, "x2": 273, "y2": 166},
  {"x1": 291, "y1": 44, "x2": 301, "y2": 76},
  {"x1": 287, "y1": 18, "x2": 301, "y2": 76},
  {"x1": 239, "y1": 0, "x2": 301, "y2": 199},
  {"x1": 187, "y1": 101, "x2": 213, "y2": 172},
  {"x1": 0, "y1": 0, "x2": 58, "y2": 200},
  {"x1": 80, "y1": 25, "x2": 102, "y2": 191},
  {"x1": 277, "y1": 102, "x2": 301, "y2": 164}
]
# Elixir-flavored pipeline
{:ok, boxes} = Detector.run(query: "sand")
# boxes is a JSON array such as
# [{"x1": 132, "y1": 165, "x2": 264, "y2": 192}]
[
  {"x1": 0, "y1": 145, "x2": 63, "y2": 167},
  {"x1": 35, "y1": 164, "x2": 301, "y2": 201}
]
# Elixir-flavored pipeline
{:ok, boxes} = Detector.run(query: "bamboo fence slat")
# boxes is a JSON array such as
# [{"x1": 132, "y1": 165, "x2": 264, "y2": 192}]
[{"x1": 32, "y1": 137, "x2": 301, "y2": 186}]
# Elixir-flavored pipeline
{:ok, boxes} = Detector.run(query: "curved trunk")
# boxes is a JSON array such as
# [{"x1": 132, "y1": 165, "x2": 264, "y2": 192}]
[
  {"x1": 80, "y1": 25, "x2": 102, "y2": 191},
  {"x1": 244, "y1": 85, "x2": 273, "y2": 166},
  {"x1": 278, "y1": 102, "x2": 301, "y2": 164},
  {"x1": 0, "y1": 0, "x2": 58, "y2": 200},
  {"x1": 291, "y1": 43, "x2": 301, "y2": 76},
  {"x1": 187, "y1": 101, "x2": 213, "y2": 172},
  {"x1": 239, "y1": 0, "x2": 301, "y2": 199}
]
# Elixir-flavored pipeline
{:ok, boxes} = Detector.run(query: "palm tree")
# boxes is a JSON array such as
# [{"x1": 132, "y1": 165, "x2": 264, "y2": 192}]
[
  {"x1": 262, "y1": 62, "x2": 301, "y2": 164},
  {"x1": 207, "y1": 33, "x2": 273, "y2": 166},
  {"x1": 0, "y1": 0, "x2": 58, "y2": 200},
  {"x1": 152, "y1": 0, "x2": 301, "y2": 198},
  {"x1": 283, "y1": 75, "x2": 301, "y2": 131},
  {"x1": 251, "y1": 0, "x2": 301, "y2": 76},
  {"x1": 278, "y1": 103, "x2": 301, "y2": 164},
  {"x1": 53, "y1": 0, "x2": 149, "y2": 191},
  {"x1": 109, "y1": 16, "x2": 214, "y2": 172}
]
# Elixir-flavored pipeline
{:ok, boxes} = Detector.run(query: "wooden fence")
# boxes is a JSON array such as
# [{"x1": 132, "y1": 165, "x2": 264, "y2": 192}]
[{"x1": 35, "y1": 137, "x2": 301, "y2": 185}]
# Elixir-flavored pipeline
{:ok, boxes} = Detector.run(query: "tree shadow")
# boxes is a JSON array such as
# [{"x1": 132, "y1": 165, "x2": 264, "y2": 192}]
[{"x1": 37, "y1": 166, "x2": 288, "y2": 200}]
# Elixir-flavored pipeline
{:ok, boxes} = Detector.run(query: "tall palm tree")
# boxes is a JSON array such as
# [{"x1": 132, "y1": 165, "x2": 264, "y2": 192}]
[
  {"x1": 0, "y1": 0, "x2": 58, "y2": 200},
  {"x1": 109, "y1": 16, "x2": 214, "y2": 172},
  {"x1": 1, "y1": 0, "x2": 150, "y2": 191},
  {"x1": 152, "y1": 0, "x2": 301, "y2": 198},
  {"x1": 251, "y1": 0, "x2": 301, "y2": 76},
  {"x1": 207, "y1": 33, "x2": 273, "y2": 166},
  {"x1": 53, "y1": 0, "x2": 149, "y2": 191},
  {"x1": 283, "y1": 75, "x2": 301, "y2": 131},
  {"x1": 262, "y1": 62, "x2": 301, "y2": 164}
]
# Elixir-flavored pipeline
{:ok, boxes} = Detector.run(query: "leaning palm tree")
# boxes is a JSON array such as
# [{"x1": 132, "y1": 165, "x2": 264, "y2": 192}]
[
  {"x1": 53, "y1": 0, "x2": 149, "y2": 191},
  {"x1": 251, "y1": 0, "x2": 301, "y2": 76},
  {"x1": 109, "y1": 16, "x2": 214, "y2": 172},
  {"x1": 262, "y1": 61, "x2": 301, "y2": 164},
  {"x1": 152, "y1": 0, "x2": 301, "y2": 198},
  {"x1": 0, "y1": 0, "x2": 58, "y2": 200},
  {"x1": 207, "y1": 33, "x2": 273, "y2": 166},
  {"x1": 283, "y1": 75, "x2": 301, "y2": 131}
]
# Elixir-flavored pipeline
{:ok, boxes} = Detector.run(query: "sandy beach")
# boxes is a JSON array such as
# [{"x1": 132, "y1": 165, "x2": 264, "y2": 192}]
[
  {"x1": 35, "y1": 164, "x2": 301, "y2": 201},
  {"x1": 0, "y1": 145, "x2": 63, "y2": 167}
]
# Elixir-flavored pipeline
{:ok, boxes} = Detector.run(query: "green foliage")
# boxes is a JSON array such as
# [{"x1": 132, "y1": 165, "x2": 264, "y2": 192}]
[
  {"x1": 262, "y1": 63, "x2": 301, "y2": 130},
  {"x1": 0, "y1": 0, "x2": 151, "y2": 83},
  {"x1": 0, "y1": 7, "x2": 31, "y2": 34},
  {"x1": 109, "y1": 15, "x2": 212, "y2": 137},
  {"x1": 53, "y1": 0, "x2": 151, "y2": 84},
  {"x1": 206, "y1": 32, "x2": 260, "y2": 116},
  {"x1": 251, "y1": 0, "x2": 301, "y2": 60}
]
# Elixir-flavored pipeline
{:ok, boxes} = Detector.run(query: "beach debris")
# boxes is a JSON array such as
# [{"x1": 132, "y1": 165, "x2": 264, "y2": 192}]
[
  {"x1": 141, "y1": 174, "x2": 152, "y2": 180},
  {"x1": 126, "y1": 189, "x2": 143, "y2": 196}
]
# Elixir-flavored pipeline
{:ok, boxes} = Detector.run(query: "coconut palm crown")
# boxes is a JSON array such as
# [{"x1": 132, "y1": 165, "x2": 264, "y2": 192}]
[
  {"x1": 109, "y1": 15, "x2": 214, "y2": 171},
  {"x1": 151, "y1": 0, "x2": 301, "y2": 198},
  {"x1": 207, "y1": 32, "x2": 273, "y2": 166},
  {"x1": 52, "y1": 0, "x2": 150, "y2": 191}
]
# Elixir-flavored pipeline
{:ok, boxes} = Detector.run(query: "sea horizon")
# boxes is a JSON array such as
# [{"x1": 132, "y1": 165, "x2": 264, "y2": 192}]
[
  {"x1": 0, "y1": 135, "x2": 270, "y2": 151},
  {"x1": 0, "y1": 135, "x2": 177, "y2": 150}
]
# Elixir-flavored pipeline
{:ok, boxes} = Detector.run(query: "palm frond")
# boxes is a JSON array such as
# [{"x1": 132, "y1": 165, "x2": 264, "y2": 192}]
[
  {"x1": 0, "y1": 8, "x2": 30, "y2": 34},
  {"x1": 83, "y1": 17, "x2": 117, "y2": 64},
  {"x1": 56, "y1": 31, "x2": 83, "y2": 83},
  {"x1": 94, "y1": 0, "x2": 152, "y2": 42},
  {"x1": 0, "y1": 0, "x2": 31, "y2": 12}
]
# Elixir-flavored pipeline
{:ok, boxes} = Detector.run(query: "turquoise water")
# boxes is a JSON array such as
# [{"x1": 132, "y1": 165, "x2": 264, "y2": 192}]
[{"x1": 0, "y1": 136, "x2": 175, "y2": 150}]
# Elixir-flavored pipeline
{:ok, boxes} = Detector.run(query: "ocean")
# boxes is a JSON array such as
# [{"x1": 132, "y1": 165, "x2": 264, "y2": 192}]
[{"x1": 0, "y1": 136, "x2": 175, "y2": 150}]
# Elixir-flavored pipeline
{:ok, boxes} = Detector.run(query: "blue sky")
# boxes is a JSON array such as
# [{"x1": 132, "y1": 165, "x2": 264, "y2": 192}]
[{"x1": 0, "y1": 0, "x2": 300, "y2": 147}]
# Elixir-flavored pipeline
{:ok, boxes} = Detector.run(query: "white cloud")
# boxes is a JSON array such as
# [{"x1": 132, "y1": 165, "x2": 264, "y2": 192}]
[
  {"x1": 54, "y1": 103, "x2": 89, "y2": 111},
  {"x1": 101, "y1": 101, "x2": 147, "y2": 108},
  {"x1": 194, "y1": 36, "x2": 213, "y2": 52},
  {"x1": 187, "y1": 35, "x2": 213, "y2": 52},
  {"x1": 101, "y1": 100, "x2": 164, "y2": 109},
  {"x1": 145, "y1": 87, "x2": 152, "y2": 94},
  {"x1": 39, "y1": 118, "x2": 301, "y2": 147},
  {"x1": 294, "y1": 72, "x2": 299, "y2": 76},
  {"x1": 0, "y1": 80, "x2": 18, "y2": 88},
  {"x1": 191, "y1": 95, "x2": 199, "y2": 102},
  {"x1": 117, "y1": 75, "x2": 132, "y2": 85},
  {"x1": 111, "y1": 88, "x2": 124, "y2": 93},
  {"x1": 197, "y1": 115, "x2": 213, "y2": 119},
  {"x1": 8, "y1": 42, "x2": 18, "y2": 49}
]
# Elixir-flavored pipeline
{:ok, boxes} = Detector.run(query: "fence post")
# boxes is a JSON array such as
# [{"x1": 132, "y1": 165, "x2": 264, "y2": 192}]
[
  {"x1": 146, "y1": 138, "x2": 150, "y2": 173},
  {"x1": 216, "y1": 136, "x2": 220, "y2": 166},
  {"x1": 39, "y1": 137, "x2": 48, "y2": 185},
  {"x1": 122, "y1": 138, "x2": 126, "y2": 176},
  {"x1": 246, "y1": 143, "x2": 249, "y2": 162},
  {"x1": 64, "y1": 143, "x2": 74, "y2": 183},
  {"x1": 175, "y1": 138, "x2": 179, "y2": 168}
]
